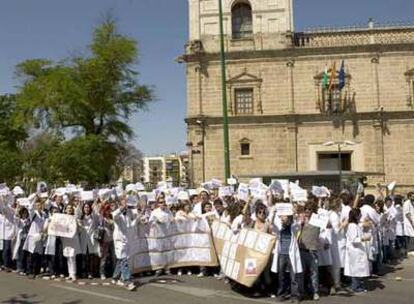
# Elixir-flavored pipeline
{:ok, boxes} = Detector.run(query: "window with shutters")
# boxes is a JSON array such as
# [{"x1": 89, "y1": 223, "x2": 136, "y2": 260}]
[{"x1": 235, "y1": 88, "x2": 254, "y2": 115}]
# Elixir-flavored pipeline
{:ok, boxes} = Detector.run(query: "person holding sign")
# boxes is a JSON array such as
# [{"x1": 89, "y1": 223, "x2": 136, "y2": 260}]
[
  {"x1": 23, "y1": 197, "x2": 48, "y2": 279},
  {"x1": 296, "y1": 201, "x2": 321, "y2": 301},
  {"x1": 270, "y1": 208, "x2": 302, "y2": 303}
]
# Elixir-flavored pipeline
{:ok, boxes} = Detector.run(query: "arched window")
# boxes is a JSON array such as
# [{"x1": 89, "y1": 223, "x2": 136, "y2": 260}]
[{"x1": 232, "y1": 2, "x2": 253, "y2": 39}]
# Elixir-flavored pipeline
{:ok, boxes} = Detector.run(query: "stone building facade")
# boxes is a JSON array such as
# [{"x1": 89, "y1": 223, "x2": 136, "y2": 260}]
[{"x1": 181, "y1": 0, "x2": 414, "y2": 192}]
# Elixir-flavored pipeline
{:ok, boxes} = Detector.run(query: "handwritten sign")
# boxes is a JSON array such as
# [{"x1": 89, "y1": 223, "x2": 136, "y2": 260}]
[
  {"x1": 309, "y1": 213, "x2": 329, "y2": 229},
  {"x1": 48, "y1": 214, "x2": 77, "y2": 238},
  {"x1": 275, "y1": 203, "x2": 293, "y2": 216}
]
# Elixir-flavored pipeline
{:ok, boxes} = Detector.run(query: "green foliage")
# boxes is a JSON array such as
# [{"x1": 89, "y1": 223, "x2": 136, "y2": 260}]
[
  {"x1": 4, "y1": 18, "x2": 153, "y2": 186},
  {"x1": 15, "y1": 18, "x2": 153, "y2": 143},
  {"x1": 48, "y1": 135, "x2": 117, "y2": 185}
]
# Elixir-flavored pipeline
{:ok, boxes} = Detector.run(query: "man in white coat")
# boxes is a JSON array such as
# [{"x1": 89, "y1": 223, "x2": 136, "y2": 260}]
[
  {"x1": 271, "y1": 214, "x2": 302, "y2": 303},
  {"x1": 112, "y1": 197, "x2": 139, "y2": 291},
  {"x1": 403, "y1": 192, "x2": 414, "y2": 251},
  {"x1": 0, "y1": 195, "x2": 16, "y2": 271}
]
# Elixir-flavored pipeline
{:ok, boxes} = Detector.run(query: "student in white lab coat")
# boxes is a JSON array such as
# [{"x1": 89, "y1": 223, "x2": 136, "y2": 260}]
[
  {"x1": 403, "y1": 192, "x2": 414, "y2": 250},
  {"x1": 344, "y1": 208, "x2": 371, "y2": 293},
  {"x1": 13, "y1": 206, "x2": 30, "y2": 275},
  {"x1": 23, "y1": 197, "x2": 48, "y2": 279},
  {"x1": 77, "y1": 201, "x2": 99, "y2": 279},
  {"x1": 59, "y1": 203, "x2": 81, "y2": 281},
  {"x1": 271, "y1": 213, "x2": 302, "y2": 303},
  {"x1": 394, "y1": 196, "x2": 406, "y2": 256},
  {"x1": 111, "y1": 197, "x2": 138, "y2": 291},
  {"x1": 0, "y1": 196, "x2": 16, "y2": 271}
]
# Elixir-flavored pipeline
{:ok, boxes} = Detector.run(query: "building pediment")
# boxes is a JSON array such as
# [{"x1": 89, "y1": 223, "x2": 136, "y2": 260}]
[{"x1": 227, "y1": 69, "x2": 262, "y2": 84}]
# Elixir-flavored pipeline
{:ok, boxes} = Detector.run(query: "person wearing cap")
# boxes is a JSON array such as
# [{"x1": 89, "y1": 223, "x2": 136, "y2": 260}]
[{"x1": 111, "y1": 196, "x2": 139, "y2": 291}]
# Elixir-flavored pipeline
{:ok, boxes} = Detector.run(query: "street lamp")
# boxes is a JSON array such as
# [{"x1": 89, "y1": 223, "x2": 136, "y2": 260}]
[{"x1": 322, "y1": 140, "x2": 356, "y2": 189}]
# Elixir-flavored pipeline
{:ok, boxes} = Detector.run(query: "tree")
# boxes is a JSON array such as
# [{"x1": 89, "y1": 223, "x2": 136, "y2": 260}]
[
  {"x1": 15, "y1": 18, "x2": 153, "y2": 143},
  {"x1": 0, "y1": 94, "x2": 27, "y2": 184},
  {"x1": 13, "y1": 18, "x2": 154, "y2": 184},
  {"x1": 47, "y1": 135, "x2": 118, "y2": 185}
]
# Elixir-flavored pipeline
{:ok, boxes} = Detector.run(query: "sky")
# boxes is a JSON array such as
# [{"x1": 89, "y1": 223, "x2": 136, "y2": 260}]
[{"x1": 1, "y1": 0, "x2": 413, "y2": 155}]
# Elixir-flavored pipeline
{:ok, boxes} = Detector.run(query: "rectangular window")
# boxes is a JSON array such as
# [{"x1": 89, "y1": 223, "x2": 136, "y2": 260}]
[
  {"x1": 318, "y1": 153, "x2": 351, "y2": 171},
  {"x1": 235, "y1": 88, "x2": 254, "y2": 115},
  {"x1": 241, "y1": 143, "x2": 250, "y2": 156}
]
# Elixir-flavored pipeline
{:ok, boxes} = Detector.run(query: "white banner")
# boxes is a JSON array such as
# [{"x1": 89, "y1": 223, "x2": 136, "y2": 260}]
[
  {"x1": 47, "y1": 214, "x2": 77, "y2": 238},
  {"x1": 130, "y1": 218, "x2": 218, "y2": 272}
]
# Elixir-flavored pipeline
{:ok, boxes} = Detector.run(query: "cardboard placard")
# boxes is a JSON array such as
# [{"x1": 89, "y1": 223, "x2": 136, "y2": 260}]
[{"x1": 47, "y1": 214, "x2": 77, "y2": 238}]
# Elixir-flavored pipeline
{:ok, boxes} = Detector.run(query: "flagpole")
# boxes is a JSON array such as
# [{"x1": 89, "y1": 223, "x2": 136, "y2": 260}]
[{"x1": 218, "y1": 0, "x2": 231, "y2": 181}]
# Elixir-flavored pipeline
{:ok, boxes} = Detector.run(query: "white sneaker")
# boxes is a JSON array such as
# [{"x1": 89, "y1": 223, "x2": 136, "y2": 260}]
[
  {"x1": 117, "y1": 280, "x2": 125, "y2": 287},
  {"x1": 197, "y1": 272, "x2": 204, "y2": 278},
  {"x1": 51, "y1": 275, "x2": 56, "y2": 280},
  {"x1": 177, "y1": 271, "x2": 182, "y2": 276},
  {"x1": 187, "y1": 270, "x2": 192, "y2": 275},
  {"x1": 101, "y1": 275, "x2": 106, "y2": 280},
  {"x1": 126, "y1": 282, "x2": 136, "y2": 291},
  {"x1": 88, "y1": 274, "x2": 93, "y2": 279},
  {"x1": 313, "y1": 293, "x2": 320, "y2": 301},
  {"x1": 111, "y1": 279, "x2": 117, "y2": 285}
]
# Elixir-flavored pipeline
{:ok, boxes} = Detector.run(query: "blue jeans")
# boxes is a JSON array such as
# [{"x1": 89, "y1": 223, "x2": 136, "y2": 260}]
[
  {"x1": 351, "y1": 277, "x2": 365, "y2": 291},
  {"x1": 299, "y1": 250, "x2": 319, "y2": 295},
  {"x1": 277, "y1": 254, "x2": 299, "y2": 298},
  {"x1": 112, "y1": 258, "x2": 131, "y2": 282},
  {"x1": 2, "y1": 240, "x2": 13, "y2": 269}
]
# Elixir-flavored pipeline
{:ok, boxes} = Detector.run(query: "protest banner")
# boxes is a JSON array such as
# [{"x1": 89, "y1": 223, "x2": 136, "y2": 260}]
[
  {"x1": 211, "y1": 220, "x2": 276, "y2": 287},
  {"x1": 130, "y1": 218, "x2": 218, "y2": 273},
  {"x1": 47, "y1": 213, "x2": 77, "y2": 238}
]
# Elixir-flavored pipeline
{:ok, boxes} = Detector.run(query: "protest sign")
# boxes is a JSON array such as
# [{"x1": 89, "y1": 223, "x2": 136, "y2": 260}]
[
  {"x1": 309, "y1": 213, "x2": 329, "y2": 229},
  {"x1": 47, "y1": 213, "x2": 77, "y2": 238},
  {"x1": 275, "y1": 203, "x2": 293, "y2": 216},
  {"x1": 237, "y1": 183, "x2": 250, "y2": 201},
  {"x1": 130, "y1": 218, "x2": 218, "y2": 273},
  {"x1": 212, "y1": 220, "x2": 276, "y2": 287}
]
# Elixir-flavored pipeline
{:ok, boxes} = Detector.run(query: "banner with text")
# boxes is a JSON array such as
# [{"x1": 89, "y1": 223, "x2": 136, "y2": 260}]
[
  {"x1": 130, "y1": 218, "x2": 218, "y2": 273},
  {"x1": 47, "y1": 214, "x2": 77, "y2": 238}
]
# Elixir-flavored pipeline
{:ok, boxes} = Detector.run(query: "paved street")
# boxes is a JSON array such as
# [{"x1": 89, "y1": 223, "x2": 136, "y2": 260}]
[{"x1": 0, "y1": 256, "x2": 413, "y2": 304}]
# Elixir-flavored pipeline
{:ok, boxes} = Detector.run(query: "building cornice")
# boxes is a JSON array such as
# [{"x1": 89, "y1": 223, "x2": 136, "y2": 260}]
[
  {"x1": 182, "y1": 43, "x2": 414, "y2": 63},
  {"x1": 185, "y1": 111, "x2": 414, "y2": 126}
]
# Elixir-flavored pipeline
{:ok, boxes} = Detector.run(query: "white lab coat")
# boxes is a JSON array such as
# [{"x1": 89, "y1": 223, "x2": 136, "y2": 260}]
[
  {"x1": 403, "y1": 200, "x2": 414, "y2": 237},
  {"x1": 78, "y1": 214, "x2": 99, "y2": 255},
  {"x1": 360, "y1": 204, "x2": 380, "y2": 260},
  {"x1": 344, "y1": 223, "x2": 370, "y2": 277},
  {"x1": 149, "y1": 208, "x2": 174, "y2": 224},
  {"x1": 112, "y1": 208, "x2": 139, "y2": 259},
  {"x1": 61, "y1": 228, "x2": 81, "y2": 258},
  {"x1": 23, "y1": 210, "x2": 47, "y2": 254},
  {"x1": 318, "y1": 227, "x2": 333, "y2": 266},
  {"x1": 271, "y1": 220, "x2": 303, "y2": 274},
  {"x1": 12, "y1": 217, "x2": 30, "y2": 260},
  {"x1": 328, "y1": 211, "x2": 343, "y2": 268},
  {"x1": 0, "y1": 203, "x2": 16, "y2": 241},
  {"x1": 395, "y1": 205, "x2": 405, "y2": 236}
]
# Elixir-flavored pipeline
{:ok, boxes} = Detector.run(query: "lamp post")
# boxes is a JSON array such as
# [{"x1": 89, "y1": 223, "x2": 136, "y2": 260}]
[
  {"x1": 322, "y1": 140, "x2": 356, "y2": 189},
  {"x1": 218, "y1": 0, "x2": 231, "y2": 181}
]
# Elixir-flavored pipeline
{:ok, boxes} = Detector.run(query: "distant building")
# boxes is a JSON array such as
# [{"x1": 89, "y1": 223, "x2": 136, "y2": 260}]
[
  {"x1": 142, "y1": 153, "x2": 190, "y2": 189},
  {"x1": 181, "y1": 0, "x2": 414, "y2": 192}
]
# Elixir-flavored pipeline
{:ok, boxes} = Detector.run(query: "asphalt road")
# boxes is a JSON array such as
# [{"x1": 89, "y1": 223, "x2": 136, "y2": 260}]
[{"x1": 1, "y1": 256, "x2": 413, "y2": 304}]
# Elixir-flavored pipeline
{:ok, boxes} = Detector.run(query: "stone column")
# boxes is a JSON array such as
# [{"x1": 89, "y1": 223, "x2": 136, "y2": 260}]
[
  {"x1": 373, "y1": 120, "x2": 385, "y2": 181},
  {"x1": 195, "y1": 63, "x2": 203, "y2": 115},
  {"x1": 286, "y1": 122, "x2": 298, "y2": 172},
  {"x1": 287, "y1": 60, "x2": 295, "y2": 113},
  {"x1": 371, "y1": 55, "x2": 381, "y2": 109}
]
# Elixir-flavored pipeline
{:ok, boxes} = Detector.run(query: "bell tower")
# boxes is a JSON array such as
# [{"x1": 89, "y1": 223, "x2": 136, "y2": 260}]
[{"x1": 188, "y1": 0, "x2": 294, "y2": 51}]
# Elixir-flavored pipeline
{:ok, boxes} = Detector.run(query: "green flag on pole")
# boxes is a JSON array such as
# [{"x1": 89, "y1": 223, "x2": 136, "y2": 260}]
[{"x1": 322, "y1": 65, "x2": 329, "y2": 89}]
